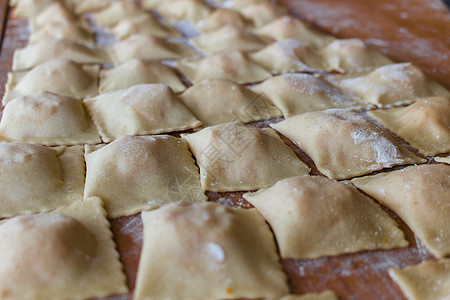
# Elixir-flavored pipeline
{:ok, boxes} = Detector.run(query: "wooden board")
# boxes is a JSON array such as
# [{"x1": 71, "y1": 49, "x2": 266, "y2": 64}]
[{"x1": 0, "y1": 1, "x2": 448, "y2": 300}]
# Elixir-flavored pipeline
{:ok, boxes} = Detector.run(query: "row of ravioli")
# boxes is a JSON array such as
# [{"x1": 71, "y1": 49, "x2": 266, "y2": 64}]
[{"x1": 0, "y1": 137, "x2": 449, "y2": 299}]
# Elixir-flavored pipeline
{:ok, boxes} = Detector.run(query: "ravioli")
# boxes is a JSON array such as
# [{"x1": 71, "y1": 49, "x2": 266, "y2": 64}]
[
  {"x1": 107, "y1": 34, "x2": 197, "y2": 65},
  {"x1": 110, "y1": 14, "x2": 180, "y2": 40},
  {"x1": 191, "y1": 25, "x2": 267, "y2": 55},
  {"x1": 197, "y1": 8, "x2": 251, "y2": 32},
  {"x1": 255, "y1": 16, "x2": 335, "y2": 49},
  {"x1": 318, "y1": 39, "x2": 393, "y2": 72},
  {"x1": 249, "y1": 39, "x2": 325, "y2": 74},
  {"x1": 179, "y1": 79, "x2": 282, "y2": 127},
  {"x1": 85, "y1": 84, "x2": 201, "y2": 142},
  {"x1": 183, "y1": 122, "x2": 310, "y2": 191},
  {"x1": 352, "y1": 164, "x2": 450, "y2": 258},
  {"x1": 0, "y1": 197, "x2": 128, "y2": 299},
  {"x1": 368, "y1": 97, "x2": 450, "y2": 156},
  {"x1": 12, "y1": 39, "x2": 110, "y2": 71},
  {"x1": 271, "y1": 109, "x2": 425, "y2": 180},
  {"x1": 99, "y1": 59, "x2": 186, "y2": 93},
  {"x1": 73, "y1": 0, "x2": 111, "y2": 14},
  {"x1": 327, "y1": 63, "x2": 450, "y2": 106},
  {"x1": 239, "y1": 2, "x2": 288, "y2": 27},
  {"x1": 252, "y1": 73, "x2": 364, "y2": 118},
  {"x1": 389, "y1": 259, "x2": 450, "y2": 300},
  {"x1": 177, "y1": 51, "x2": 271, "y2": 84},
  {"x1": 4, "y1": 59, "x2": 99, "y2": 104},
  {"x1": 244, "y1": 176, "x2": 408, "y2": 259},
  {"x1": 84, "y1": 135, "x2": 207, "y2": 217},
  {"x1": 12, "y1": 0, "x2": 58, "y2": 19},
  {"x1": 30, "y1": 2, "x2": 88, "y2": 30},
  {"x1": 155, "y1": 0, "x2": 212, "y2": 23},
  {"x1": 29, "y1": 22, "x2": 95, "y2": 45},
  {"x1": 0, "y1": 91, "x2": 101, "y2": 145},
  {"x1": 134, "y1": 202, "x2": 289, "y2": 300},
  {"x1": 0, "y1": 143, "x2": 84, "y2": 218}
]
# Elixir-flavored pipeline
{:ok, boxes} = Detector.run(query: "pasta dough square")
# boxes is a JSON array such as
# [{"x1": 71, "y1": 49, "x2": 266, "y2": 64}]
[
  {"x1": 318, "y1": 39, "x2": 393, "y2": 72},
  {"x1": 255, "y1": 16, "x2": 335, "y2": 49},
  {"x1": 252, "y1": 73, "x2": 365, "y2": 118},
  {"x1": 239, "y1": 2, "x2": 288, "y2": 27},
  {"x1": 85, "y1": 84, "x2": 201, "y2": 142},
  {"x1": 110, "y1": 14, "x2": 181, "y2": 40},
  {"x1": 0, "y1": 197, "x2": 128, "y2": 299},
  {"x1": 179, "y1": 79, "x2": 282, "y2": 127},
  {"x1": 249, "y1": 39, "x2": 325, "y2": 74},
  {"x1": 389, "y1": 259, "x2": 450, "y2": 300},
  {"x1": 155, "y1": 0, "x2": 212, "y2": 23},
  {"x1": 4, "y1": 59, "x2": 99, "y2": 105},
  {"x1": 244, "y1": 176, "x2": 408, "y2": 259},
  {"x1": 92, "y1": 1, "x2": 146, "y2": 27},
  {"x1": 12, "y1": 39, "x2": 110, "y2": 71},
  {"x1": 0, "y1": 91, "x2": 101, "y2": 146},
  {"x1": 99, "y1": 59, "x2": 186, "y2": 93},
  {"x1": 191, "y1": 25, "x2": 267, "y2": 55},
  {"x1": 326, "y1": 63, "x2": 450, "y2": 106},
  {"x1": 84, "y1": 135, "x2": 207, "y2": 218},
  {"x1": 352, "y1": 164, "x2": 450, "y2": 258},
  {"x1": 177, "y1": 51, "x2": 271, "y2": 84},
  {"x1": 197, "y1": 8, "x2": 251, "y2": 32},
  {"x1": 271, "y1": 109, "x2": 425, "y2": 180},
  {"x1": 183, "y1": 122, "x2": 310, "y2": 191},
  {"x1": 367, "y1": 97, "x2": 450, "y2": 156},
  {"x1": 0, "y1": 143, "x2": 84, "y2": 218},
  {"x1": 107, "y1": 34, "x2": 197, "y2": 65},
  {"x1": 28, "y1": 22, "x2": 95, "y2": 45},
  {"x1": 134, "y1": 202, "x2": 289, "y2": 300}
]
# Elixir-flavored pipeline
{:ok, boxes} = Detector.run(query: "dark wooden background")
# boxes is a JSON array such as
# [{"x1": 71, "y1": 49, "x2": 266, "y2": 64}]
[{"x1": 0, "y1": 0, "x2": 449, "y2": 299}]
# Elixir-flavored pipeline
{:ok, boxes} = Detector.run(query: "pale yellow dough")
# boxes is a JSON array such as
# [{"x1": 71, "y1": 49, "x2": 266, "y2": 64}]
[
  {"x1": 73, "y1": 0, "x2": 111, "y2": 14},
  {"x1": 92, "y1": 1, "x2": 146, "y2": 27},
  {"x1": 135, "y1": 202, "x2": 289, "y2": 300},
  {"x1": 0, "y1": 197, "x2": 128, "y2": 300},
  {"x1": 249, "y1": 39, "x2": 325, "y2": 74},
  {"x1": 177, "y1": 51, "x2": 271, "y2": 84},
  {"x1": 12, "y1": 0, "x2": 58, "y2": 19},
  {"x1": 30, "y1": 2, "x2": 89, "y2": 31},
  {"x1": 107, "y1": 34, "x2": 197, "y2": 65},
  {"x1": 0, "y1": 91, "x2": 101, "y2": 146},
  {"x1": 12, "y1": 38, "x2": 110, "y2": 71},
  {"x1": 277, "y1": 291, "x2": 339, "y2": 300},
  {"x1": 0, "y1": 143, "x2": 84, "y2": 218},
  {"x1": 368, "y1": 97, "x2": 450, "y2": 156},
  {"x1": 85, "y1": 84, "x2": 201, "y2": 142},
  {"x1": 99, "y1": 59, "x2": 186, "y2": 93},
  {"x1": 435, "y1": 156, "x2": 450, "y2": 164},
  {"x1": 191, "y1": 25, "x2": 267, "y2": 55},
  {"x1": 221, "y1": 0, "x2": 271, "y2": 10},
  {"x1": 4, "y1": 59, "x2": 99, "y2": 104},
  {"x1": 183, "y1": 122, "x2": 310, "y2": 191},
  {"x1": 255, "y1": 16, "x2": 335, "y2": 49},
  {"x1": 239, "y1": 2, "x2": 287, "y2": 27},
  {"x1": 111, "y1": 14, "x2": 180, "y2": 40},
  {"x1": 244, "y1": 176, "x2": 408, "y2": 259},
  {"x1": 197, "y1": 8, "x2": 251, "y2": 32},
  {"x1": 327, "y1": 63, "x2": 450, "y2": 106},
  {"x1": 84, "y1": 135, "x2": 206, "y2": 218},
  {"x1": 252, "y1": 73, "x2": 365, "y2": 118},
  {"x1": 351, "y1": 164, "x2": 450, "y2": 258},
  {"x1": 155, "y1": 0, "x2": 212, "y2": 23},
  {"x1": 179, "y1": 79, "x2": 282, "y2": 127},
  {"x1": 389, "y1": 259, "x2": 450, "y2": 300},
  {"x1": 29, "y1": 22, "x2": 95, "y2": 45},
  {"x1": 271, "y1": 109, "x2": 425, "y2": 180},
  {"x1": 318, "y1": 39, "x2": 393, "y2": 72}
]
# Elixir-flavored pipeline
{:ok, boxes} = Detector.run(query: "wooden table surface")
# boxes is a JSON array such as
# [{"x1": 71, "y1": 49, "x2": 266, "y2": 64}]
[{"x1": 0, "y1": 1, "x2": 448, "y2": 300}]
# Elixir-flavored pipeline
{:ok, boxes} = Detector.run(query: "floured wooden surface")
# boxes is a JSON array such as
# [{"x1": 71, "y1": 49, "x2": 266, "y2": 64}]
[{"x1": 0, "y1": 1, "x2": 448, "y2": 300}]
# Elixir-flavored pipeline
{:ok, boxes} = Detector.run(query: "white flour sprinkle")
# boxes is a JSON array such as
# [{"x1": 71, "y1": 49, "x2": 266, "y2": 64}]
[{"x1": 206, "y1": 242, "x2": 226, "y2": 262}]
